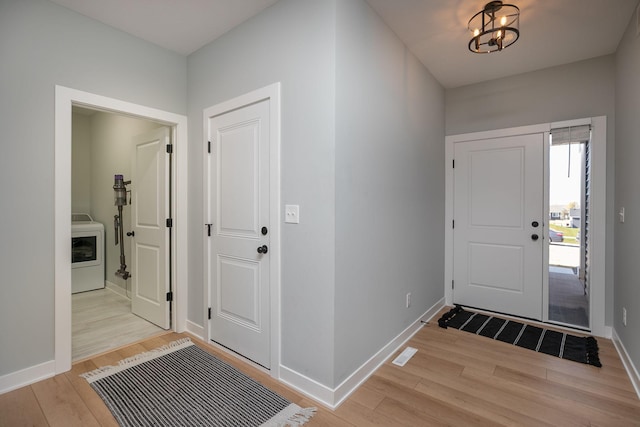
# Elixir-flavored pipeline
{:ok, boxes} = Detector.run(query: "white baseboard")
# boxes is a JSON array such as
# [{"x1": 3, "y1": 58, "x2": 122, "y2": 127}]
[
  {"x1": 106, "y1": 281, "x2": 129, "y2": 299},
  {"x1": 612, "y1": 328, "x2": 640, "y2": 399},
  {"x1": 186, "y1": 320, "x2": 205, "y2": 341},
  {"x1": 279, "y1": 298, "x2": 446, "y2": 409},
  {"x1": 0, "y1": 360, "x2": 55, "y2": 395},
  {"x1": 592, "y1": 324, "x2": 612, "y2": 339},
  {"x1": 279, "y1": 366, "x2": 335, "y2": 408}
]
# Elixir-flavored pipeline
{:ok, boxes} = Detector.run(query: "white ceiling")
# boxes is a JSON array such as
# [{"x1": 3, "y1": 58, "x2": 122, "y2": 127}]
[
  {"x1": 366, "y1": 0, "x2": 639, "y2": 88},
  {"x1": 49, "y1": 0, "x2": 639, "y2": 88}
]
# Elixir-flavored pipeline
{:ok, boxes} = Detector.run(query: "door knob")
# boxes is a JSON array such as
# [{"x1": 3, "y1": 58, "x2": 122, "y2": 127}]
[
  {"x1": 531, "y1": 221, "x2": 539, "y2": 228},
  {"x1": 126, "y1": 231, "x2": 135, "y2": 237},
  {"x1": 531, "y1": 234, "x2": 539, "y2": 241},
  {"x1": 257, "y1": 245, "x2": 268, "y2": 254}
]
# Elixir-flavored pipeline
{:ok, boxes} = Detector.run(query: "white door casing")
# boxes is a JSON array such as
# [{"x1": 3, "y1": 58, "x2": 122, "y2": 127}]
[
  {"x1": 445, "y1": 118, "x2": 608, "y2": 337},
  {"x1": 453, "y1": 133, "x2": 544, "y2": 320},
  {"x1": 130, "y1": 127, "x2": 171, "y2": 329},
  {"x1": 54, "y1": 86, "x2": 188, "y2": 376},
  {"x1": 205, "y1": 94, "x2": 276, "y2": 369}
]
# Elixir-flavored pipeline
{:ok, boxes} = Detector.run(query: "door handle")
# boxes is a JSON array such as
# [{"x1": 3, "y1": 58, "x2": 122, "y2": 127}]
[
  {"x1": 126, "y1": 231, "x2": 135, "y2": 237},
  {"x1": 257, "y1": 245, "x2": 268, "y2": 254},
  {"x1": 531, "y1": 234, "x2": 539, "y2": 241},
  {"x1": 531, "y1": 221, "x2": 539, "y2": 228}
]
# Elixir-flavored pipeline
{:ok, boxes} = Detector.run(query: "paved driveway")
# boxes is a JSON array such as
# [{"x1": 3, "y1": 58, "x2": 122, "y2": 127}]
[{"x1": 549, "y1": 243, "x2": 579, "y2": 268}]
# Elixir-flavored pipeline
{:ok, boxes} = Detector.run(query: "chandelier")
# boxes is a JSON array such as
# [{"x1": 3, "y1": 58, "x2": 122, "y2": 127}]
[{"x1": 468, "y1": 1, "x2": 520, "y2": 53}]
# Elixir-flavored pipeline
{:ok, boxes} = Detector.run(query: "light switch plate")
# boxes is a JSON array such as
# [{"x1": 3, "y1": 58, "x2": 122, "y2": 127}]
[{"x1": 285, "y1": 205, "x2": 300, "y2": 224}]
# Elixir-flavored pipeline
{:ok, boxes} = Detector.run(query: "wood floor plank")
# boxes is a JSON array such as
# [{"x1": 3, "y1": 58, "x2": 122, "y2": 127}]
[
  {"x1": 364, "y1": 374, "x2": 495, "y2": 426},
  {"x1": 333, "y1": 400, "x2": 398, "y2": 426},
  {"x1": 392, "y1": 351, "x2": 568, "y2": 426},
  {"x1": 348, "y1": 384, "x2": 386, "y2": 410},
  {"x1": 415, "y1": 325, "x2": 551, "y2": 378},
  {"x1": 373, "y1": 397, "x2": 449, "y2": 427},
  {"x1": 64, "y1": 360, "x2": 119, "y2": 427},
  {"x1": 0, "y1": 385, "x2": 49, "y2": 427},
  {"x1": 30, "y1": 375, "x2": 100, "y2": 427},
  {"x1": 458, "y1": 367, "x2": 597, "y2": 427},
  {"x1": 546, "y1": 367, "x2": 640, "y2": 404},
  {"x1": 413, "y1": 378, "x2": 553, "y2": 427},
  {"x1": 494, "y1": 365, "x2": 640, "y2": 425}
]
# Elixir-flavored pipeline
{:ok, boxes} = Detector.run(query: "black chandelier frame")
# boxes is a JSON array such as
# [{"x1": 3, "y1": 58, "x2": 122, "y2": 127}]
[{"x1": 468, "y1": 1, "x2": 520, "y2": 54}]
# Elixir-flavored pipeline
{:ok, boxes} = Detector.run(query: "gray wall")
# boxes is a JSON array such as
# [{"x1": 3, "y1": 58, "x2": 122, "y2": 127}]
[
  {"x1": 333, "y1": 0, "x2": 445, "y2": 385},
  {"x1": 187, "y1": 0, "x2": 338, "y2": 386},
  {"x1": 445, "y1": 55, "x2": 617, "y2": 328},
  {"x1": 187, "y1": 0, "x2": 446, "y2": 389},
  {"x1": 72, "y1": 113, "x2": 92, "y2": 214},
  {"x1": 0, "y1": 0, "x2": 186, "y2": 376},
  {"x1": 614, "y1": 7, "x2": 640, "y2": 371}
]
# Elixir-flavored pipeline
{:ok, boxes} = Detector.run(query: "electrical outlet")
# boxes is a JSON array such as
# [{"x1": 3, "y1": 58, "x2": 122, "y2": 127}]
[
  {"x1": 406, "y1": 292, "x2": 411, "y2": 308},
  {"x1": 623, "y1": 307, "x2": 627, "y2": 326}
]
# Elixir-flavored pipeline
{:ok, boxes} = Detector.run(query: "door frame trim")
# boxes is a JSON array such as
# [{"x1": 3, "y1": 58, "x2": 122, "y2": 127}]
[
  {"x1": 202, "y1": 83, "x2": 281, "y2": 378},
  {"x1": 54, "y1": 86, "x2": 189, "y2": 373},
  {"x1": 445, "y1": 117, "x2": 610, "y2": 337}
]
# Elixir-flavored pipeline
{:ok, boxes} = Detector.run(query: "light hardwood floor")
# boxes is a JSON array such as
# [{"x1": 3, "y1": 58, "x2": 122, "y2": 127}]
[
  {"x1": 2, "y1": 308, "x2": 639, "y2": 426},
  {"x1": 72, "y1": 288, "x2": 165, "y2": 361}
]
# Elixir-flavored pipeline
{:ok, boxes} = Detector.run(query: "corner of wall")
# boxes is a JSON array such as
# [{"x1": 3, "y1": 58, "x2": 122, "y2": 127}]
[{"x1": 279, "y1": 298, "x2": 445, "y2": 409}]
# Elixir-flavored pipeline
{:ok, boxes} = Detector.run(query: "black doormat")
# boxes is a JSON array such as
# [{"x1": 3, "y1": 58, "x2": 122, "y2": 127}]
[{"x1": 437, "y1": 305, "x2": 601, "y2": 367}]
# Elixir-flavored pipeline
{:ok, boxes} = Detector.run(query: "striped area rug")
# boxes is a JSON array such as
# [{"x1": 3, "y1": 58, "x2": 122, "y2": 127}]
[
  {"x1": 81, "y1": 339, "x2": 316, "y2": 426},
  {"x1": 438, "y1": 305, "x2": 601, "y2": 367}
]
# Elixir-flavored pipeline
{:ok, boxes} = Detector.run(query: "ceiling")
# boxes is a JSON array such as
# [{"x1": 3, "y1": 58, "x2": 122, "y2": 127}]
[{"x1": 49, "y1": 0, "x2": 639, "y2": 88}]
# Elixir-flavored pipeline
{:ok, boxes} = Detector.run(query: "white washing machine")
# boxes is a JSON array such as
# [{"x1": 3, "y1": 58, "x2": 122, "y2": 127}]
[{"x1": 72, "y1": 213, "x2": 105, "y2": 293}]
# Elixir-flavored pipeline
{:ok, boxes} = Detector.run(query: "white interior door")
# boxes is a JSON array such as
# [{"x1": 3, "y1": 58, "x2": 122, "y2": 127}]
[
  {"x1": 206, "y1": 99, "x2": 270, "y2": 368},
  {"x1": 453, "y1": 133, "x2": 544, "y2": 320},
  {"x1": 130, "y1": 127, "x2": 171, "y2": 329}
]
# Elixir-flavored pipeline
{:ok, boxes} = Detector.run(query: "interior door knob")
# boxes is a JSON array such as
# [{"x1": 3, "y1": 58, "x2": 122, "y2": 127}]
[
  {"x1": 531, "y1": 221, "x2": 539, "y2": 228},
  {"x1": 531, "y1": 234, "x2": 539, "y2": 241},
  {"x1": 257, "y1": 245, "x2": 268, "y2": 254}
]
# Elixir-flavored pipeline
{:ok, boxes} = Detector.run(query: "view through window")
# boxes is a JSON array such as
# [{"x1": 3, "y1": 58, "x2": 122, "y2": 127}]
[{"x1": 548, "y1": 136, "x2": 589, "y2": 328}]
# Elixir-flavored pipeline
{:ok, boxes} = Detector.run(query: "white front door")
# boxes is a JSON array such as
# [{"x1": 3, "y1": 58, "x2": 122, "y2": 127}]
[
  {"x1": 453, "y1": 133, "x2": 544, "y2": 320},
  {"x1": 130, "y1": 127, "x2": 171, "y2": 329},
  {"x1": 206, "y1": 99, "x2": 271, "y2": 368}
]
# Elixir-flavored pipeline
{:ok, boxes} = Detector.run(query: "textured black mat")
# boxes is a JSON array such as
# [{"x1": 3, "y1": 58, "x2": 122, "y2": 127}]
[{"x1": 438, "y1": 305, "x2": 601, "y2": 367}]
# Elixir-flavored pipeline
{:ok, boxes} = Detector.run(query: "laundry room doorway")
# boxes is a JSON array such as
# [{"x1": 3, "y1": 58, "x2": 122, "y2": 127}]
[
  {"x1": 70, "y1": 107, "x2": 170, "y2": 361},
  {"x1": 55, "y1": 86, "x2": 188, "y2": 374}
]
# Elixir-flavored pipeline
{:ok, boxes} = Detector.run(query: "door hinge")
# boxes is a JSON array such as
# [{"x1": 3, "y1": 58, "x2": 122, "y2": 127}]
[
  {"x1": 452, "y1": 220, "x2": 455, "y2": 229},
  {"x1": 452, "y1": 159, "x2": 455, "y2": 168},
  {"x1": 208, "y1": 307, "x2": 212, "y2": 320},
  {"x1": 166, "y1": 144, "x2": 173, "y2": 154},
  {"x1": 452, "y1": 280, "x2": 454, "y2": 289},
  {"x1": 207, "y1": 140, "x2": 211, "y2": 153},
  {"x1": 166, "y1": 291, "x2": 173, "y2": 302},
  {"x1": 166, "y1": 218, "x2": 173, "y2": 228},
  {"x1": 205, "y1": 223, "x2": 212, "y2": 236}
]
